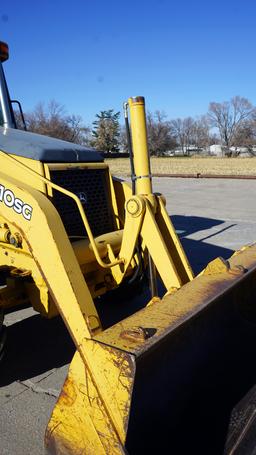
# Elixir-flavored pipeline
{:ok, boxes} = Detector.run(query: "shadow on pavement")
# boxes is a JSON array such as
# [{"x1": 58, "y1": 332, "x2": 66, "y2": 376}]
[
  {"x1": 171, "y1": 214, "x2": 226, "y2": 237},
  {"x1": 171, "y1": 215, "x2": 234, "y2": 274},
  {"x1": 0, "y1": 315, "x2": 75, "y2": 386}
]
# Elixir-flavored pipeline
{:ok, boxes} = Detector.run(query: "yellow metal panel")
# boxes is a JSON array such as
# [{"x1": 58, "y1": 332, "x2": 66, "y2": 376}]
[
  {"x1": 72, "y1": 230, "x2": 123, "y2": 266},
  {"x1": 156, "y1": 196, "x2": 194, "y2": 283},
  {"x1": 80, "y1": 339, "x2": 135, "y2": 444},
  {"x1": 108, "y1": 171, "x2": 121, "y2": 230},
  {"x1": 140, "y1": 199, "x2": 183, "y2": 289},
  {"x1": 0, "y1": 152, "x2": 46, "y2": 192},
  {"x1": 118, "y1": 196, "x2": 145, "y2": 277},
  {"x1": 112, "y1": 178, "x2": 132, "y2": 226},
  {"x1": 43, "y1": 163, "x2": 53, "y2": 197},
  {"x1": 46, "y1": 349, "x2": 131, "y2": 454}
]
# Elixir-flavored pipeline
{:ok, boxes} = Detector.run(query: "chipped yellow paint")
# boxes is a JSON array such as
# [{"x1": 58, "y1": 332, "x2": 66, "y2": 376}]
[{"x1": 46, "y1": 343, "x2": 135, "y2": 454}]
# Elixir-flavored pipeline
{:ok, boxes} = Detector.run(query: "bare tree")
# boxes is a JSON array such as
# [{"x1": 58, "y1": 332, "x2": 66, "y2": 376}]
[
  {"x1": 191, "y1": 116, "x2": 210, "y2": 149},
  {"x1": 119, "y1": 125, "x2": 129, "y2": 153},
  {"x1": 24, "y1": 100, "x2": 90, "y2": 144},
  {"x1": 147, "y1": 111, "x2": 176, "y2": 156},
  {"x1": 208, "y1": 96, "x2": 255, "y2": 148},
  {"x1": 170, "y1": 117, "x2": 195, "y2": 155}
]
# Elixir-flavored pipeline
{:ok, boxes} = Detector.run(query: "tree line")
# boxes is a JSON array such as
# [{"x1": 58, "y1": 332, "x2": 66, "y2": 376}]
[{"x1": 17, "y1": 96, "x2": 256, "y2": 156}]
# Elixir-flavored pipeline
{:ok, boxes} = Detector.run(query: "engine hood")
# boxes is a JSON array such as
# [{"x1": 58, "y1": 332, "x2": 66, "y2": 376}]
[{"x1": 0, "y1": 127, "x2": 103, "y2": 163}]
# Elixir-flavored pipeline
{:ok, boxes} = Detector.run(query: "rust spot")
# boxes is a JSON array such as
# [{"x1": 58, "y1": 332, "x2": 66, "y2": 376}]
[
  {"x1": 204, "y1": 257, "x2": 230, "y2": 276},
  {"x1": 10, "y1": 267, "x2": 31, "y2": 277},
  {"x1": 147, "y1": 296, "x2": 162, "y2": 306},
  {"x1": 229, "y1": 265, "x2": 247, "y2": 276},
  {"x1": 120, "y1": 326, "x2": 152, "y2": 342},
  {"x1": 58, "y1": 377, "x2": 77, "y2": 407},
  {"x1": 130, "y1": 96, "x2": 145, "y2": 104}
]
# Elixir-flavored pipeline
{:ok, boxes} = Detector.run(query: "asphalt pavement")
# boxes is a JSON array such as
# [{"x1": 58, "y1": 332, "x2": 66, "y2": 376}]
[{"x1": 1, "y1": 177, "x2": 256, "y2": 455}]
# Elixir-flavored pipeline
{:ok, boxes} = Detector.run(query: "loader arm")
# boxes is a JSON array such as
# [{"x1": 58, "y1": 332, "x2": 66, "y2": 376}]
[
  {"x1": 0, "y1": 171, "x2": 133, "y2": 452},
  {"x1": 0, "y1": 171, "x2": 100, "y2": 337},
  {"x1": 114, "y1": 194, "x2": 193, "y2": 288}
]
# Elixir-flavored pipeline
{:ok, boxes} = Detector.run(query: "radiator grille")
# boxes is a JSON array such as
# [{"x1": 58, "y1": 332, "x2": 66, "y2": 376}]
[{"x1": 50, "y1": 168, "x2": 114, "y2": 238}]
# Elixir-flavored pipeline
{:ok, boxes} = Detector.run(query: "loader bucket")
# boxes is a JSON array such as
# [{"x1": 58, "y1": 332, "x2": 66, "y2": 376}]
[{"x1": 46, "y1": 244, "x2": 256, "y2": 455}]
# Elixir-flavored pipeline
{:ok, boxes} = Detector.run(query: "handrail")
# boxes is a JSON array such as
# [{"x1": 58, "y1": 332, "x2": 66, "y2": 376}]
[{"x1": 0, "y1": 151, "x2": 124, "y2": 269}]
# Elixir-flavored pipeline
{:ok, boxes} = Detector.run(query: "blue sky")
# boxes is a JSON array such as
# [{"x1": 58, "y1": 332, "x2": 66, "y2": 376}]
[{"x1": 1, "y1": 0, "x2": 256, "y2": 125}]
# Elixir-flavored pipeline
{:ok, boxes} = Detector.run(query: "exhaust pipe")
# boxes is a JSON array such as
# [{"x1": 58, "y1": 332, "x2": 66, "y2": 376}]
[{"x1": 0, "y1": 41, "x2": 17, "y2": 129}]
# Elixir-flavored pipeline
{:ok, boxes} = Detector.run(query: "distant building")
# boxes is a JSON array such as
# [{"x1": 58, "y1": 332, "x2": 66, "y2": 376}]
[
  {"x1": 171, "y1": 145, "x2": 203, "y2": 156},
  {"x1": 209, "y1": 144, "x2": 223, "y2": 156},
  {"x1": 236, "y1": 147, "x2": 251, "y2": 157}
]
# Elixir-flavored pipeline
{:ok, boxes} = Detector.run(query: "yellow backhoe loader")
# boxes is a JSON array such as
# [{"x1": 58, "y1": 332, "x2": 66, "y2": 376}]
[{"x1": 1, "y1": 41, "x2": 256, "y2": 454}]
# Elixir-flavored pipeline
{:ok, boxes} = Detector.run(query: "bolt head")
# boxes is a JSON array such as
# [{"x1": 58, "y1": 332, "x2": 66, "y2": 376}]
[{"x1": 126, "y1": 198, "x2": 140, "y2": 215}]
